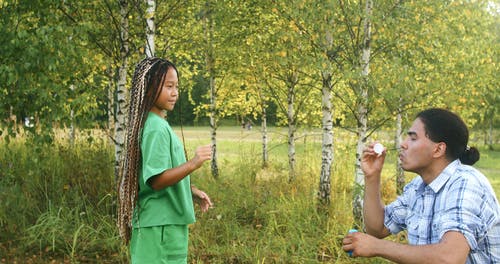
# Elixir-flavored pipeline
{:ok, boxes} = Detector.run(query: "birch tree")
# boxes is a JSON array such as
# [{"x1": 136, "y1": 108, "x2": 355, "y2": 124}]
[
  {"x1": 266, "y1": 4, "x2": 322, "y2": 182},
  {"x1": 201, "y1": 0, "x2": 219, "y2": 178},
  {"x1": 319, "y1": 69, "x2": 334, "y2": 204},
  {"x1": 145, "y1": 0, "x2": 155, "y2": 57},
  {"x1": 350, "y1": 0, "x2": 372, "y2": 226},
  {"x1": 189, "y1": 0, "x2": 264, "y2": 178},
  {"x1": 114, "y1": 0, "x2": 130, "y2": 180}
]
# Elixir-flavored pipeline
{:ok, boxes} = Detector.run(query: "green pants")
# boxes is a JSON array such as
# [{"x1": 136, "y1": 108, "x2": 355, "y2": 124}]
[{"x1": 130, "y1": 225, "x2": 188, "y2": 264}]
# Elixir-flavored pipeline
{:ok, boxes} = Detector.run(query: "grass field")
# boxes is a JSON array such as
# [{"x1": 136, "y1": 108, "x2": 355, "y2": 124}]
[
  {"x1": 0, "y1": 126, "x2": 498, "y2": 263},
  {"x1": 180, "y1": 126, "x2": 500, "y2": 194}
]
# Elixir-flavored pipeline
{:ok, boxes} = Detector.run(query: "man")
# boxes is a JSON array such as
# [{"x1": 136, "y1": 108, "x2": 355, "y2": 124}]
[{"x1": 343, "y1": 108, "x2": 500, "y2": 263}]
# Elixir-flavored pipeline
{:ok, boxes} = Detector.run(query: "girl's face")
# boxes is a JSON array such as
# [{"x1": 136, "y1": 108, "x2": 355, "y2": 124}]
[{"x1": 151, "y1": 67, "x2": 179, "y2": 116}]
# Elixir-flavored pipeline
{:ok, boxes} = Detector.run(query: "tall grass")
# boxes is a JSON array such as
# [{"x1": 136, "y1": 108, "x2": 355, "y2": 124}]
[
  {"x1": 0, "y1": 127, "x2": 497, "y2": 263},
  {"x1": 186, "y1": 128, "x2": 395, "y2": 263},
  {"x1": 0, "y1": 134, "x2": 126, "y2": 263}
]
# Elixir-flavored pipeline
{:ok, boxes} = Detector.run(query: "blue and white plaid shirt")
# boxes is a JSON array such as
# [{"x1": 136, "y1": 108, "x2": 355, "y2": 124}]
[{"x1": 385, "y1": 160, "x2": 500, "y2": 263}]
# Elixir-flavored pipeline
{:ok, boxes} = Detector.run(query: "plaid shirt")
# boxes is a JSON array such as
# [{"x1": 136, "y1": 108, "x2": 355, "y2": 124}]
[{"x1": 385, "y1": 160, "x2": 500, "y2": 263}]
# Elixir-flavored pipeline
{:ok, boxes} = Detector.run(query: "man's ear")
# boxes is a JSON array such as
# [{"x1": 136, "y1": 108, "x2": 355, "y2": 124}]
[{"x1": 433, "y1": 142, "x2": 447, "y2": 158}]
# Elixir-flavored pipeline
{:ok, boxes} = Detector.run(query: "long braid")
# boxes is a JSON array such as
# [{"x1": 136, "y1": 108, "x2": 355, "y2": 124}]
[{"x1": 117, "y1": 57, "x2": 175, "y2": 244}]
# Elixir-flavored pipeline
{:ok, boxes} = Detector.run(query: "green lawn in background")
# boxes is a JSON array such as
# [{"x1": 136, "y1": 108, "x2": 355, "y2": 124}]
[{"x1": 475, "y1": 146, "x2": 500, "y2": 197}]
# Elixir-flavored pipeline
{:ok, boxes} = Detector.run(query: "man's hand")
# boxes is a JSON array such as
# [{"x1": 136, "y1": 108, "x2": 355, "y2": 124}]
[
  {"x1": 361, "y1": 142, "x2": 386, "y2": 181},
  {"x1": 342, "y1": 231, "x2": 380, "y2": 258}
]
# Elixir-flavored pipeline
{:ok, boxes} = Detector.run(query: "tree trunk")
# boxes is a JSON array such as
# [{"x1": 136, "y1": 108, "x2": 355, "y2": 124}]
[
  {"x1": 319, "y1": 71, "x2": 334, "y2": 205},
  {"x1": 69, "y1": 84, "x2": 75, "y2": 147},
  {"x1": 106, "y1": 65, "x2": 114, "y2": 136},
  {"x1": 287, "y1": 72, "x2": 297, "y2": 183},
  {"x1": 115, "y1": 0, "x2": 130, "y2": 181},
  {"x1": 145, "y1": 0, "x2": 155, "y2": 57},
  {"x1": 204, "y1": 0, "x2": 219, "y2": 178},
  {"x1": 395, "y1": 101, "x2": 405, "y2": 194},
  {"x1": 209, "y1": 75, "x2": 219, "y2": 178},
  {"x1": 353, "y1": 0, "x2": 372, "y2": 228},
  {"x1": 260, "y1": 89, "x2": 269, "y2": 168},
  {"x1": 488, "y1": 118, "x2": 493, "y2": 150}
]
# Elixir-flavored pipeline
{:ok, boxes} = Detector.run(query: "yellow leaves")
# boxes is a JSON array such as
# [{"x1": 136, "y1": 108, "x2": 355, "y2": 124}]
[
  {"x1": 145, "y1": 12, "x2": 155, "y2": 20},
  {"x1": 459, "y1": 97, "x2": 467, "y2": 103},
  {"x1": 471, "y1": 89, "x2": 479, "y2": 96},
  {"x1": 464, "y1": 9, "x2": 472, "y2": 18},
  {"x1": 482, "y1": 57, "x2": 493, "y2": 64},
  {"x1": 423, "y1": 6, "x2": 433, "y2": 13},
  {"x1": 289, "y1": 20, "x2": 300, "y2": 33},
  {"x1": 278, "y1": 51, "x2": 287, "y2": 57},
  {"x1": 459, "y1": 73, "x2": 465, "y2": 79},
  {"x1": 458, "y1": 24, "x2": 466, "y2": 33}
]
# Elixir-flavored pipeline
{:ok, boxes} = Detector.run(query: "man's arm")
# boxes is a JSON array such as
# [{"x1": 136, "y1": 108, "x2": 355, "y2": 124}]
[
  {"x1": 363, "y1": 173, "x2": 391, "y2": 238},
  {"x1": 343, "y1": 231, "x2": 470, "y2": 264},
  {"x1": 361, "y1": 143, "x2": 391, "y2": 238}
]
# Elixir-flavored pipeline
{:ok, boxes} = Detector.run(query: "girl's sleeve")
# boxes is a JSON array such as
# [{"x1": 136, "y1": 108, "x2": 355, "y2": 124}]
[{"x1": 141, "y1": 128, "x2": 172, "y2": 185}]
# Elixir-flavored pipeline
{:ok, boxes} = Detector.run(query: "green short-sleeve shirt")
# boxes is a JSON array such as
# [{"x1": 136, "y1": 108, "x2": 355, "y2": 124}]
[{"x1": 132, "y1": 112, "x2": 195, "y2": 227}]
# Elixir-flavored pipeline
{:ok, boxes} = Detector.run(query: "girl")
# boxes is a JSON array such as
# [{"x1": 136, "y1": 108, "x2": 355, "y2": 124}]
[{"x1": 118, "y1": 57, "x2": 213, "y2": 263}]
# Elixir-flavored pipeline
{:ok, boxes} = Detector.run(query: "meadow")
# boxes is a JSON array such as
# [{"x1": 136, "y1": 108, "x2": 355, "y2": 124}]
[{"x1": 0, "y1": 126, "x2": 498, "y2": 263}]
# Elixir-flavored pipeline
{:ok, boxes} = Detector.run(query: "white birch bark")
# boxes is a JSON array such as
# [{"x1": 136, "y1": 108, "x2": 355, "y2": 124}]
[
  {"x1": 145, "y1": 0, "x2": 155, "y2": 57},
  {"x1": 318, "y1": 24, "x2": 335, "y2": 205},
  {"x1": 353, "y1": 0, "x2": 372, "y2": 225},
  {"x1": 287, "y1": 73, "x2": 297, "y2": 182},
  {"x1": 115, "y1": 0, "x2": 130, "y2": 181},
  {"x1": 69, "y1": 84, "x2": 75, "y2": 146},
  {"x1": 260, "y1": 89, "x2": 269, "y2": 168},
  {"x1": 106, "y1": 66, "x2": 114, "y2": 135},
  {"x1": 395, "y1": 101, "x2": 405, "y2": 194},
  {"x1": 209, "y1": 75, "x2": 219, "y2": 178},
  {"x1": 319, "y1": 71, "x2": 334, "y2": 205},
  {"x1": 204, "y1": 0, "x2": 219, "y2": 178}
]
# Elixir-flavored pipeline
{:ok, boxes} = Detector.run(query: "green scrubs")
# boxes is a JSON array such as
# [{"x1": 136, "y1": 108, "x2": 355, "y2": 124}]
[
  {"x1": 130, "y1": 225, "x2": 188, "y2": 264},
  {"x1": 131, "y1": 112, "x2": 196, "y2": 264}
]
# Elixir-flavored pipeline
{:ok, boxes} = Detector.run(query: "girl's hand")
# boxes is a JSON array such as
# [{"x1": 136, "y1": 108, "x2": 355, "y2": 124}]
[
  {"x1": 191, "y1": 145, "x2": 212, "y2": 169},
  {"x1": 191, "y1": 186, "x2": 213, "y2": 212}
]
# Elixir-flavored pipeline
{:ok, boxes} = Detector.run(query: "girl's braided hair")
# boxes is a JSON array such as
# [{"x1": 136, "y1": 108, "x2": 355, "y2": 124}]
[{"x1": 117, "y1": 57, "x2": 178, "y2": 243}]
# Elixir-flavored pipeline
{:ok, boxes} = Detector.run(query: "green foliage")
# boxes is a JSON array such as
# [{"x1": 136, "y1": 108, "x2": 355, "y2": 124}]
[{"x1": 1, "y1": 0, "x2": 498, "y2": 136}]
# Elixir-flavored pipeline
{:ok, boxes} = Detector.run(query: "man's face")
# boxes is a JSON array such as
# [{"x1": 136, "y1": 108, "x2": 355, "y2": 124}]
[{"x1": 399, "y1": 118, "x2": 439, "y2": 175}]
